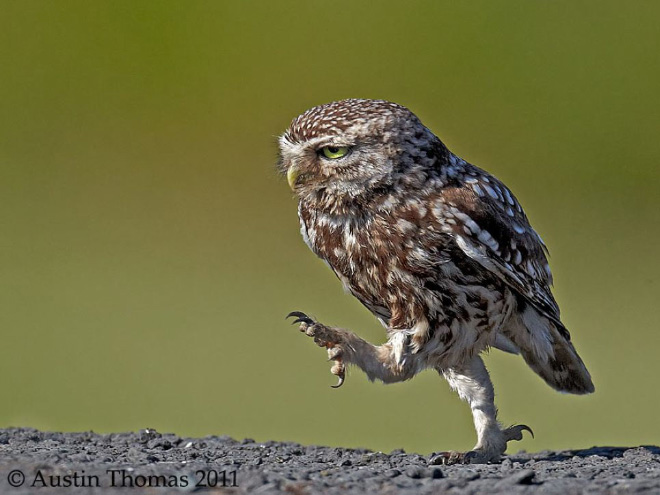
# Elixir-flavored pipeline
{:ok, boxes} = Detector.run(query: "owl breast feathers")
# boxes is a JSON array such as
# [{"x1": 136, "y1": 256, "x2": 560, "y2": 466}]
[{"x1": 278, "y1": 99, "x2": 593, "y2": 396}]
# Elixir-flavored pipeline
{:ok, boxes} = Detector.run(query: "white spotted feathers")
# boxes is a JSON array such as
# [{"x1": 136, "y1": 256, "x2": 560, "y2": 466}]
[{"x1": 280, "y1": 98, "x2": 593, "y2": 398}]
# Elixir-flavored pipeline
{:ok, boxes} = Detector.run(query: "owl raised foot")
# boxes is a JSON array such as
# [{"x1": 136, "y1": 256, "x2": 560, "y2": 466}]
[{"x1": 286, "y1": 311, "x2": 346, "y2": 388}]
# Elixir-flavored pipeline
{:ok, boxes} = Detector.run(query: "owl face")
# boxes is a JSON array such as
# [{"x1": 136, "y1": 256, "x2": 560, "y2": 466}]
[{"x1": 278, "y1": 99, "x2": 436, "y2": 201}]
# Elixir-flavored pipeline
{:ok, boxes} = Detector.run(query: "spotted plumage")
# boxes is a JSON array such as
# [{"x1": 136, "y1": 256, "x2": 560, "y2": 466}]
[{"x1": 278, "y1": 99, "x2": 593, "y2": 464}]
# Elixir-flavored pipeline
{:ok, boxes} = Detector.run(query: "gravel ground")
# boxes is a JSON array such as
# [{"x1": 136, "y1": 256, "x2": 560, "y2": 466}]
[{"x1": 0, "y1": 428, "x2": 658, "y2": 494}]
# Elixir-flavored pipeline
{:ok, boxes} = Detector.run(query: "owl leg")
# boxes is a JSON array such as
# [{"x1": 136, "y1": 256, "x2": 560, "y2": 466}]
[
  {"x1": 287, "y1": 312, "x2": 420, "y2": 387},
  {"x1": 431, "y1": 355, "x2": 532, "y2": 465}
]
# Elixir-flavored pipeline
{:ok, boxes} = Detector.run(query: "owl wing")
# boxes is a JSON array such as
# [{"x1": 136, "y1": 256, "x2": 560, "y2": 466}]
[{"x1": 438, "y1": 166, "x2": 565, "y2": 331}]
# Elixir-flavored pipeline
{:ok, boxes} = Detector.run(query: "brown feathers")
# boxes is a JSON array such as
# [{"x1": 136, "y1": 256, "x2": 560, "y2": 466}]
[{"x1": 280, "y1": 98, "x2": 593, "y2": 392}]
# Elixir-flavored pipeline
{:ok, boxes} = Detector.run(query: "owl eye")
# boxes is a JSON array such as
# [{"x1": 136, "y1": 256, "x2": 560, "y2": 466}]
[{"x1": 319, "y1": 146, "x2": 350, "y2": 160}]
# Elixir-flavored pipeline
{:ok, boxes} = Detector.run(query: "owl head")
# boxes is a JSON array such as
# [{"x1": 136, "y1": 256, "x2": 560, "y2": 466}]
[{"x1": 278, "y1": 99, "x2": 447, "y2": 204}]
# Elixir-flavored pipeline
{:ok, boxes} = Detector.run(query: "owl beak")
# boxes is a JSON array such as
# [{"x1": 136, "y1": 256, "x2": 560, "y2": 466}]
[{"x1": 287, "y1": 164, "x2": 301, "y2": 190}]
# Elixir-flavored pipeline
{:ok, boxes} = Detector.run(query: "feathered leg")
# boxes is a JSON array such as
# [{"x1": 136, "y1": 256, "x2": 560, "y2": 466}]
[
  {"x1": 287, "y1": 312, "x2": 421, "y2": 387},
  {"x1": 434, "y1": 355, "x2": 532, "y2": 464}
]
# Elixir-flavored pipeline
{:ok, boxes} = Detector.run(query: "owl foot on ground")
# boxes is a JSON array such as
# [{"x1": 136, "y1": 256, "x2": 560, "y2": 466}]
[
  {"x1": 287, "y1": 311, "x2": 346, "y2": 388},
  {"x1": 429, "y1": 424, "x2": 533, "y2": 465}
]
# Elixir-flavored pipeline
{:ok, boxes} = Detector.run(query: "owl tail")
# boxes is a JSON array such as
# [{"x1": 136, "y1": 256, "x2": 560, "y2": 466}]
[{"x1": 502, "y1": 304, "x2": 595, "y2": 395}]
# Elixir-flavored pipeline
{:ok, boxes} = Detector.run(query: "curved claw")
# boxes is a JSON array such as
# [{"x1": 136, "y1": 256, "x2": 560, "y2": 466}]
[
  {"x1": 330, "y1": 361, "x2": 345, "y2": 388},
  {"x1": 286, "y1": 311, "x2": 315, "y2": 325},
  {"x1": 504, "y1": 424, "x2": 534, "y2": 441},
  {"x1": 331, "y1": 374, "x2": 344, "y2": 389},
  {"x1": 518, "y1": 424, "x2": 534, "y2": 439}
]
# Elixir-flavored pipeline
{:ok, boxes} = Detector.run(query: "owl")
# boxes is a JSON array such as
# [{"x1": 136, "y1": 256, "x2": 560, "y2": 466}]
[{"x1": 278, "y1": 99, "x2": 593, "y2": 464}]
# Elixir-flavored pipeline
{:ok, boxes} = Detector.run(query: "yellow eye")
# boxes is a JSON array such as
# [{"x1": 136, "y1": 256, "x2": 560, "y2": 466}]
[{"x1": 320, "y1": 146, "x2": 350, "y2": 159}]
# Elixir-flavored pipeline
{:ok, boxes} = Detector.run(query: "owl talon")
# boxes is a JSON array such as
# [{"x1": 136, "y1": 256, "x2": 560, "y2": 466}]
[
  {"x1": 330, "y1": 360, "x2": 345, "y2": 388},
  {"x1": 288, "y1": 311, "x2": 347, "y2": 388},
  {"x1": 286, "y1": 311, "x2": 315, "y2": 326},
  {"x1": 429, "y1": 423, "x2": 534, "y2": 465},
  {"x1": 331, "y1": 374, "x2": 345, "y2": 388},
  {"x1": 503, "y1": 424, "x2": 534, "y2": 441}
]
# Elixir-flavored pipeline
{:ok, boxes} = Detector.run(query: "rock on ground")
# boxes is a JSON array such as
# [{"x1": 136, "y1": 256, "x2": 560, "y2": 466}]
[{"x1": 0, "y1": 428, "x2": 658, "y2": 494}]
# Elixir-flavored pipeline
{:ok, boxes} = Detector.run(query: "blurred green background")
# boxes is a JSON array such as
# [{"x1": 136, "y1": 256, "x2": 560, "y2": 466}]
[{"x1": 1, "y1": 1, "x2": 659, "y2": 455}]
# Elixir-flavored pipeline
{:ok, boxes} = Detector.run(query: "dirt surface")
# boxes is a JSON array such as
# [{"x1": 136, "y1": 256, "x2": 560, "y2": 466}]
[{"x1": 0, "y1": 428, "x2": 658, "y2": 494}]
